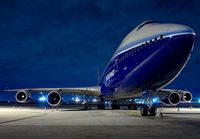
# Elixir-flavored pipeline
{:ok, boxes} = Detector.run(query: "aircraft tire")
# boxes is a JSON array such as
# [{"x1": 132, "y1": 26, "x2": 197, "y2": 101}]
[
  {"x1": 149, "y1": 107, "x2": 156, "y2": 116},
  {"x1": 112, "y1": 104, "x2": 120, "y2": 110},
  {"x1": 140, "y1": 105, "x2": 148, "y2": 116},
  {"x1": 97, "y1": 105, "x2": 105, "y2": 109},
  {"x1": 128, "y1": 104, "x2": 137, "y2": 110}
]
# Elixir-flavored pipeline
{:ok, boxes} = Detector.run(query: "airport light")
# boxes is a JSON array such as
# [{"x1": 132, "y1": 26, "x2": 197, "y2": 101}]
[
  {"x1": 92, "y1": 99, "x2": 98, "y2": 102},
  {"x1": 135, "y1": 98, "x2": 144, "y2": 104},
  {"x1": 198, "y1": 99, "x2": 200, "y2": 103},
  {"x1": 38, "y1": 96, "x2": 46, "y2": 102},
  {"x1": 152, "y1": 97, "x2": 160, "y2": 104},
  {"x1": 75, "y1": 97, "x2": 80, "y2": 102}
]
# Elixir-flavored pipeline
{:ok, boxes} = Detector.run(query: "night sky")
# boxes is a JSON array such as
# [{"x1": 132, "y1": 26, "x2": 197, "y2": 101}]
[{"x1": 0, "y1": 0, "x2": 200, "y2": 101}]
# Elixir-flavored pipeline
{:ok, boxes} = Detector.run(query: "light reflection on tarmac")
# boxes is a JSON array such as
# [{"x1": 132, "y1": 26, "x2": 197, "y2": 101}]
[{"x1": 0, "y1": 106, "x2": 200, "y2": 139}]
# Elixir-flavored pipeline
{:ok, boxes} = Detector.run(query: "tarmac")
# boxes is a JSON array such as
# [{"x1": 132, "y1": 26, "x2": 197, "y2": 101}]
[{"x1": 0, "y1": 105, "x2": 200, "y2": 139}]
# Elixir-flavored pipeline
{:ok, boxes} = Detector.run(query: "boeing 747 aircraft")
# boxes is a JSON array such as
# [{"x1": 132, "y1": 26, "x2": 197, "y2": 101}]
[{"x1": 5, "y1": 21, "x2": 196, "y2": 116}]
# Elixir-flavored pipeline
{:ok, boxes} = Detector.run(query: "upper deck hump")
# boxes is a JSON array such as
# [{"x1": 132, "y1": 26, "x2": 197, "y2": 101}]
[{"x1": 113, "y1": 22, "x2": 195, "y2": 58}]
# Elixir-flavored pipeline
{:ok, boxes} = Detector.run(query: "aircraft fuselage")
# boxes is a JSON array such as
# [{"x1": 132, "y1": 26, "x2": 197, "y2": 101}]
[{"x1": 98, "y1": 21, "x2": 195, "y2": 100}]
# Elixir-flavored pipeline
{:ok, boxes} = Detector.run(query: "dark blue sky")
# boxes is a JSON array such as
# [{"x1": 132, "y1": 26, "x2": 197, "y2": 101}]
[{"x1": 0, "y1": 0, "x2": 200, "y2": 101}]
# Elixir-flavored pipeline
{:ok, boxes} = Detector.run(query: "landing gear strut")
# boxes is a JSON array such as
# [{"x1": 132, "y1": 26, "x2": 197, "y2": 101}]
[
  {"x1": 83, "y1": 96, "x2": 92, "y2": 110},
  {"x1": 140, "y1": 105, "x2": 149, "y2": 116},
  {"x1": 140, "y1": 105, "x2": 156, "y2": 116},
  {"x1": 140, "y1": 90, "x2": 157, "y2": 116},
  {"x1": 128, "y1": 99, "x2": 137, "y2": 110}
]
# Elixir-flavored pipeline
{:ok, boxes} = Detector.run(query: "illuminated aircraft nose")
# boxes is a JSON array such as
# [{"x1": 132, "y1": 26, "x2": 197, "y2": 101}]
[
  {"x1": 167, "y1": 26, "x2": 195, "y2": 57},
  {"x1": 147, "y1": 25, "x2": 196, "y2": 89}
]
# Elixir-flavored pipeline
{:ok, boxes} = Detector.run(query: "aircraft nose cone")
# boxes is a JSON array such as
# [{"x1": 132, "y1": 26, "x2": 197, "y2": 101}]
[
  {"x1": 167, "y1": 31, "x2": 195, "y2": 55},
  {"x1": 168, "y1": 24, "x2": 196, "y2": 36},
  {"x1": 164, "y1": 29, "x2": 196, "y2": 79}
]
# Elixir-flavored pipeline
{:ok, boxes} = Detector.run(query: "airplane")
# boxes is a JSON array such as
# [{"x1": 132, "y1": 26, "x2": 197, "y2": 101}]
[{"x1": 4, "y1": 20, "x2": 196, "y2": 116}]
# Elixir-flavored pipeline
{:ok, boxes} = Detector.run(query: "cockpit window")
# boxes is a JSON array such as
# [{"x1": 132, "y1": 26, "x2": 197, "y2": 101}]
[{"x1": 136, "y1": 20, "x2": 157, "y2": 31}]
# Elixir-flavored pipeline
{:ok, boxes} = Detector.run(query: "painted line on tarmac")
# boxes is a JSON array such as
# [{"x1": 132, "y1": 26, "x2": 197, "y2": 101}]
[{"x1": 0, "y1": 113, "x2": 48, "y2": 125}]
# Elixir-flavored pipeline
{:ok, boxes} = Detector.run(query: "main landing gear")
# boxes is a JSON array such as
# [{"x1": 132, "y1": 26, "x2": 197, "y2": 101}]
[
  {"x1": 128, "y1": 100, "x2": 137, "y2": 110},
  {"x1": 140, "y1": 105, "x2": 157, "y2": 116},
  {"x1": 140, "y1": 90, "x2": 157, "y2": 116},
  {"x1": 97, "y1": 101, "x2": 105, "y2": 109},
  {"x1": 83, "y1": 98, "x2": 92, "y2": 110}
]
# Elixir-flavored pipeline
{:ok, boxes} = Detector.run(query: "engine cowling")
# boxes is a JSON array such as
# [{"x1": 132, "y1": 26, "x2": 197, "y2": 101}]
[
  {"x1": 182, "y1": 92, "x2": 192, "y2": 102},
  {"x1": 47, "y1": 91, "x2": 62, "y2": 106},
  {"x1": 160, "y1": 92, "x2": 180, "y2": 106},
  {"x1": 15, "y1": 91, "x2": 31, "y2": 103}
]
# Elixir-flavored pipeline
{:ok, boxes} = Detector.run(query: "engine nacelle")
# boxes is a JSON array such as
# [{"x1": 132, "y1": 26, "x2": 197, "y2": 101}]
[
  {"x1": 182, "y1": 92, "x2": 192, "y2": 102},
  {"x1": 160, "y1": 92, "x2": 180, "y2": 106},
  {"x1": 47, "y1": 91, "x2": 62, "y2": 106},
  {"x1": 15, "y1": 91, "x2": 31, "y2": 103}
]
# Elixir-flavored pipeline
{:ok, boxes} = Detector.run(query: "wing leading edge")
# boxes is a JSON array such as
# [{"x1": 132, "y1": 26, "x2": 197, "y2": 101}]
[{"x1": 4, "y1": 86, "x2": 101, "y2": 96}]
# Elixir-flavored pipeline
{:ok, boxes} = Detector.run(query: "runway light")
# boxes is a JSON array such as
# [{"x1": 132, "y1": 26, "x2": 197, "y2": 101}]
[
  {"x1": 152, "y1": 97, "x2": 160, "y2": 104},
  {"x1": 75, "y1": 97, "x2": 80, "y2": 102},
  {"x1": 135, "y1": 98, "x2": 144, "y2": 104},
  {"x1": 92, "y1": 99, "x2": 97, "y2": 102},
  {"x1": 38, "y1": 96, "x2": 46, "y2": 102}
]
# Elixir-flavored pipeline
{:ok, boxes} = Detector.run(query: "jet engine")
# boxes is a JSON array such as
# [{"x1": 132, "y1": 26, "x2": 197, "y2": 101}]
[
  {"x1": 160, "y1": 92, "x2": 181, "y2": 105},
  {"x1": 15, "y1": 91, "x2": 31, "y2": 103},
  {"x1": 47, "y1": 91, "x2": 62, "y2": 106},
  {"x1": 181, "y1": 92, "x2": 192, "y2": 102},
  {"x1": 153, "y1": 89, "x2": 192, "y2": 106}
]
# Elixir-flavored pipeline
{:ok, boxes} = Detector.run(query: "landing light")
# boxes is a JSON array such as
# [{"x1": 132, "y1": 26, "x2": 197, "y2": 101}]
[
  {"x1": 152, "y1": 97, "x2": 160, "y2": 104},
  {"x1": 75, "y1": 97, "x2": 80, "y2": 102},
  {"x1": 39, "y1": 96, "x2": 46, "y2": 102},
  {"x1": 92, "y1": 99, "x2": 97, "y2": 102}
]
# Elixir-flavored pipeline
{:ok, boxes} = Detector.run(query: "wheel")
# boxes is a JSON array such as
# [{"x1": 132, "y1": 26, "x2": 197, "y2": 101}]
[
  {"x1": 132, "y1": 105, "x2": 137, "y2": 110},
  {"x1": 112, "y1": 104, "x2": 116, "y2": 109},
  {"x1": 149, "y1": 107, "x2": 156, "y2": 116},
  {"x1": 116, "y1": 105, "x2": 120, "y2": 109},
  {"x1": 128, "y1": 104, "x2": 137, "y2": 110},
  {"x1": 128, "y1": 105, "x2": 132, "y2": 110},
  {"x1": 97, "y1": 105, "x2": 105, "y2": 109},
  {"x1": 84, "y1": 105, "x2": 92, "y2": 110},
  {"x1": 140, "y1": 105, "x2": 148, "y2": 116},
  {"x1": 83, "y1": 106, "x2": 88, "y2": 110},
  {"x1": 112, "y1": 104, "x2": 120, "y2": 110}
]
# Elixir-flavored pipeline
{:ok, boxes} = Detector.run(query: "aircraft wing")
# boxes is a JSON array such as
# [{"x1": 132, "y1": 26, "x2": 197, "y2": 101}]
[
  {"x1": 4, "y1": 86, "x2": 101, "y2": 96},
  {"x1": 159, "y1": 89, "x2": 190, "y2": 93}
]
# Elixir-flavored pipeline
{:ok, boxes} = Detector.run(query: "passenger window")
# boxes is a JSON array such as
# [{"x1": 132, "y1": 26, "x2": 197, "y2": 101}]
[
  {"x1": 160, "y1": 34, "x2": 163, "y2": 39},
  {"x1": 145, "y1": 42, "x2": 148, "y2": 46}
]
